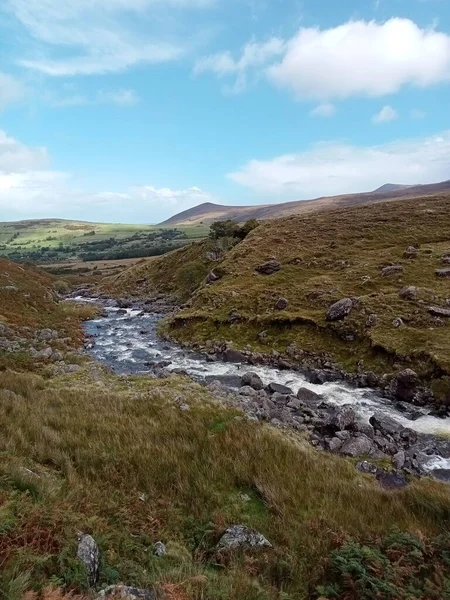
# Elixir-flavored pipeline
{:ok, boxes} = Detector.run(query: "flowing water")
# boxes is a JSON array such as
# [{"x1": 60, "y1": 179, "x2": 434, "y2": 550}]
[{"x1": 80, "y1": 299, "x2": 450, "y2": 474}]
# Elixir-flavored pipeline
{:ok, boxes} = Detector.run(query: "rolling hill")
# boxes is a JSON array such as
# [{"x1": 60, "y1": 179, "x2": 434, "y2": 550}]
[{"x1": 161, "y1": 179, "x2": 450, "y2": 226}]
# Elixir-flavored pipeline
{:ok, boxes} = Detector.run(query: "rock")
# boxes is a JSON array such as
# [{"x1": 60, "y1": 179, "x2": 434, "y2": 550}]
[
  {"x1": 328, "y1": 437, "x2": 343, "y2": 452},
  {"x1": 239, "y1": 386, "x2": 258, "y2": 397},
  {"x1": 287, "y1": 397, "x2": 302, "y2": 410},
  {"x1": 206, "y1": 270, "x2": 220, "y2": 283},
  {"x1": 256, "y1": 260, "x2": 281, "y2": 275},
  {"x1": 223, "y1": 348, "x2": 246, "y2": 363},
  {"x1": 179, "y1": 403, "x2": 191, "y2": 412},
  {"x1": 399, "y1": 286, "x2": 418, "y2": 300},
  {"x1": 389, "y1": 369, "x2": 419, "y2": 402},
  {"x1": 241, "y1": 372, "x2": 264, "y2": 390},
  {"x1": 370, "y1": 412, "x2": 404, "y2": 436},
  {"x1": 217, "y1": 525, "x2": 272, "y2": 550},
  {"x1": 327, "y1": 406, "x2": 356, "y2": 431},
  {"x1": 296, "y1": 387, "x2": 323, "y2": 406},
  {"x1": 376, "y1": 471, "x2": 408, "y2": 490},
  {"x1": 392, "y1": 318, "x2": 403, "y2": 328},
  {"x1": 436, "y1": 268, "x2": 450, "y2": 278},
  {"x1": 275, "y1": 298, "x2": 289, "y2": 311},
  {"x1": 428, "y1": 306, "x2": 450, "y2": 318},
  {"x1": 339, "y1": 435, "x2": 374, "y2": 457},
  {"x1": 77, "y1": 533, "x2": 99, "y2": 586},
  {"x1": 38, "y1": 328, "x2": 58, "y2": 341},
  {"x1": 326, "y1": 298, "x2": 353, "y2": 321},
  {"x1": 97, "y1": 586, "x2": 156, "y2": 599},
  {"x1": 356, "y1": 461, "x2": 379, "y2": 475},
  {"x1": 34, "y1": 347, "x2": 53, "y2": 360},
  {"x1": 117, "y1": 299, "x2": 132, "y2": 309},
  {"x1": 266, "y1": 382, "x2": 293, "y2": 396},
  {"x1": 365, "y1": 314, "x2": 378, "y2": 327},
  {"x1": 404, "y1": 246, "x2": 418, "y2": 259},
  {"x1": 382, "y1": 265, "x2": 404, "y2": 277},
  {"x1": 153, "y1": 541, "x2": 166, "y2": 557},
  {"x1": 392, "y1": 450, "x2": 406, "y2": 470}
]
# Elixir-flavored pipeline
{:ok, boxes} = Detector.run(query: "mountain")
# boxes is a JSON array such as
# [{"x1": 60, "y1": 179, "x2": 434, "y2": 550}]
[{"x1": 161, "y1": 180, "x2": 450, "y2": 226}]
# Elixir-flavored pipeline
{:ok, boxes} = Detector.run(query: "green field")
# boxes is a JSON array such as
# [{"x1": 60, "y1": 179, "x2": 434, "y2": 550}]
[{"x1": 0, "y1": 219, "x2": 209, "y2": 263}]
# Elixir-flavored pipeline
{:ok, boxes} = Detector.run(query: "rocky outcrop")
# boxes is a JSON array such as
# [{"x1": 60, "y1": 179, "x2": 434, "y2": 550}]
[
  {"x1": 77, "y1": 533, "x2": 99, "y2": 586},
  {"x1": 217, "y1": 525, "x2": 272, "y2": 550},
  {"x1": 389, "y1": 370, "x2": 420, "y2": 403},
  {"x1": 97, "y1": 586, "x2": 156, "y2": 599},
  {"x1": 399, "y1": 286, "x2": 418, "y2": 300},
  {"x1": 429, "y1": 306, "x2": 450, "y2": 318},
  {"x1": 326, "y1": 298, "x2": 353, "y2": 321},
  {"x1": 256, "y1": 260, "x2": 281, "y2": 275}
]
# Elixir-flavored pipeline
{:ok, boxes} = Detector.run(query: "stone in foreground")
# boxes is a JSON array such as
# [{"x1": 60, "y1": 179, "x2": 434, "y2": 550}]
[
  {"x1": 241, "y1": 371, "x2": 264, "y2": 390},
  {"x1": 429, "y1": 306, "x2": 450, "y2": 318},
  {"x1": 77, "y1": 533, "x2": 99, "y2": 586},
  {"x1": 326, "y1": 298, "x2": 353, "y2": 321},
  {"x1": 153, "y1": 541, "x2": 166, "y2": 557},
  {"x1": 97, "y1": 586, "x2": 156, "y2": 599},
  {"x1": 217, "y1": 525, "x2": 272, "y2": 550},
  {"x1": 377, "y1": 471, "x2": 409, "y2": 490},
  {"x1": 436, "y1": 268, "x2": 450, "y2": 278},
  {"x1": 256, "y1": 259, "x2": 281, "y2": 275}
]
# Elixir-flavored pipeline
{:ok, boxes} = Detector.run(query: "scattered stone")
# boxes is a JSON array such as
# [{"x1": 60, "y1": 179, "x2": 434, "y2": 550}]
[
  {"x1": 339, "y1": 435, "x2": 374, "y2": 457},
  {"x1": 97, "y1": 586, "x2": 156, "y2": 600},
  {"x1": 392, "y1": 318, "x2": 403, "y2": 328},
  {"x1": 77, "y1": 533, "x2": 99, "y2": 586},
  {"x1": 153, "y1": 541, "x2": 166, "y2": 557},
  {"x1": 404, "y1": 246, "x2": 418, "y2": 259},
  {"x1": 436, "y1": 269, "x2": 450, "y2": 278},
  {"x1": 399, "y1": 286, "x2": 418, "y2": 300},
  {"x1": 275, "y1": 298, "x2": 289, "y2": 311},
  {"x1": 392, "y1": 450, "x2": 406, "y2": 470},
  {"x1": 179, "y1": 403, "x2": 191, "y2": 412},
  {"x1": 382, "y1": 265, "x2": 404, "y2": 277},
  {"x1": 326, "y1": 298, "x2": 353, "y2": 321},
  {"x1": 34, "y1": 347, "x2": 53, "y2": 360},
  {"x1": 356, "y1": 461, "x2": 379, "y2": 475},
  {"x1": 217, "y1": 525, "x2": 272, "y2": 550},
  {"x1": 238, "y1": 386, "x2": 258, "y2": 397},
  {"x1": 206, "y1": 270, "x2": 220, "y2": 284},
  {"x1": 389, "y1": 370, "x2": 420, "y2": 402},
  {"x1": 241, "y1": 372, "x2": 264, "y2": 390},
  {"x1": 266, "y1": 382, "x2": 293, "y2": 396},
  {"x1": 376, "y1": 471, "x2": 409, "y2": 490},
  {"x1": 365, "y1": 314, "x2": 378, "y2": 328},
  {"x1": 256, "y1": 260, "x2": 281, "y2": 275},
  {"x1": 428, "y1": 306, "x2": 450, "y2": 318}
]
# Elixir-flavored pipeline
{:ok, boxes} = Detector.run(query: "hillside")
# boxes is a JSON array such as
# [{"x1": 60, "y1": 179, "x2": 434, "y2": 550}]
[
  {"x1": 0, "y1": 218, "x2": 207, "y2": 264},
  {"x1": 161, "y1": 179, "x2": 450, "y2": 226},
  {"x1": 107, "y1": 193, "x2": 450, "y2": 400}
]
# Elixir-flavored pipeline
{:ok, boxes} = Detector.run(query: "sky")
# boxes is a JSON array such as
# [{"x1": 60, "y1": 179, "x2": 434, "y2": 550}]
[{"x1": 0, "y1": 0, "x2": 449, "y2": 224}]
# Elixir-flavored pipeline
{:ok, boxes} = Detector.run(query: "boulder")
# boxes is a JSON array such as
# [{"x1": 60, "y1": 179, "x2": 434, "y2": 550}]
[
  {"x1": 399, "y1": 286, "x2": 418, "y2": 300},
  {"x1": 429, "y1": 306, "x2": 450, "y2": 318},
  {"x1": 77, "y1": 533, "x2": 99, "y2": 586},
  {"x1": 241, "y1": 372, "x2": 264, "y2": 390},
  {"x1": 392, "y1": 450, "x2": 406, "y2": 470},
  {"x1": 223, "y1": 348, "x2": 246, "y2": 363},
  {"x1": 217, "y1": 525, "x2": 272, "y2": 550},
  {"x1": 389, "y1": 369, "x2": 420, "y2": 402},
  {"x1": 327, "y1": 405, "x2": 356, "y2": 431},
  {"x1": 153, "y1": 541, "x2": 166, "y2": 557},
  {"x1": 238, "y1": 386, "x2": 258, "y2": 397},
  {"x1": 339, "y1": 435, "x2": 374, "y2": 457},
  {"x1": 296, "y1": 387, "x2": 323, "y2": 407},
  {"x1": 382, "y1": 265, "x2": 404, "y2": 277},
  {"x1": 266, "y1": 382, "x2": 294, "y2": 396},
  {"x1": 97, "y1": 586, "x2": 156, "y2": 600},
  {"x1": 327, "y1": 437, "x2": 343, "y2": 452},
  {"x1": 436, "y1": 269, "x2": 450, "y2": 278},
  {"x1": 275, "y1": 298, "x2": 289, "y2": 311},
  {"x1": 256, "y1": 260, "x2": 281, "y2": 275},
  {"x1": 404, "y1": 246, "x2": 418, "y2": 259},
  {"x1": 365, "y1": 314, "x2": 378, "y2": 328},
  {"x1": 369, "y1": 412, "x2": 403, "y2": 436},
  {"x1": 206, "y1": 270, "x2": 220, "y2": 284},
  {"x1": 376, "y1": 471, "x2": 408, "y2": 490},
  {"x1": 117, "y1": 299, "x2": 132, "y2": 309},
  {"x1": 356, "y1": 461, "x2": 379, "y2": 475},
  {"x1": 326, "y1": 298, "x2": 353, "y2": 321}
]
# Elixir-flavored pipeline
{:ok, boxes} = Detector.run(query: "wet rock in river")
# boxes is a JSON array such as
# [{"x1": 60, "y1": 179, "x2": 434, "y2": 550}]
[
  {"x1": 266, "y1": 382, "x2": 294, "y2": 396},
  {"x1": 241, "y1": 372, "x2": 264, "y2": 390}
]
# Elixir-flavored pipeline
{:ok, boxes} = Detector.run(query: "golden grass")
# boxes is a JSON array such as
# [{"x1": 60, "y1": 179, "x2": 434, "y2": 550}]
[{"x1": 1, "y1": 369, "x2": 449, "y2": 599}]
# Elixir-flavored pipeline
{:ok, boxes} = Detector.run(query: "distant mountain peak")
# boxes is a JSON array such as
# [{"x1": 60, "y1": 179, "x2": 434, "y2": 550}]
[{"x1": 373, "y1": 183, "x2": 412, "y2": 193}]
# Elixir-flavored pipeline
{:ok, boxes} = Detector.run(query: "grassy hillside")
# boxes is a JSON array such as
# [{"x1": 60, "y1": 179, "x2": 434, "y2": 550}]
[
  {"x1": 0, "y1": 219, "x2": 208, "y2": 264},
  {"x1": 107, "y1": 194, "x2": 450, "y2": 396}
]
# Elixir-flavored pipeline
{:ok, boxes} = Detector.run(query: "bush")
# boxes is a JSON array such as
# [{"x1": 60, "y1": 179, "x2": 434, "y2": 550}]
[
  {"x1": 175, "y1": 260, "x2": 209, "y2": 299},
  {"x1": 209, "y1": 219, "x2": 259, "y2": 242},
  {"x1": 53, "y1": 280, "x2": 70, "y2": 295}
]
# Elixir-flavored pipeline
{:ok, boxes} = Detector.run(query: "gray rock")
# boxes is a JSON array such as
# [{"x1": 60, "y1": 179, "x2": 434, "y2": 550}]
[
  {"x1": 77, "y1": 533, "x2": 99, "y2": 586},
  {"x1": 399, "y1": 286, "x2": 418, "y2": 300},
  {"x1": 326, "y1": 298, "x2": 353, "y2": 321},
  {"x1": 97, "y1": 586, "x2": 156, "y2": 600},
  {"x1": 328, "y1": 437, "x2": 343, "y2": 452},
  {"x1": 223, "y1": 348, "x2": 246, "y2": 363},
  {"x1": 376, "y1": 471, "x2": 408, "y2": 490},
  {"x1": 296, "y1": 387, "x2": 323, "y2": 406},
  {"x1": 38, "y1": 328, "x2": 58, "y2": 341},
  {"x1": 356, "y1": 461, "x2": 379, "y2": 475},
  {"x1": 370, "y1": 412, "x2": 404, "y2": 436},
  {"x1": 239, "y1": 386, "x2": 258, "y2": 397},
  {"x1": 436, "y1": 268, "x2": 450, "y2": 278},
  {"x1": 287, "y1": 397, "x2": 303, "y2": 410},
  {"x1": 217, "y1": 525, "x2": 272, "y2": 550},
  {"x1": 266, "y1": 382, "x2": 293, "y2": 396},
  {"x1": 365, "y1": 314, "x2": 378, "y2": 327},
  {"x1": 241, "y1": 372, "x2": 264, "y2": 390},
  {"x1": 428, "y1": 306, "x2": 450, "y2": 318},
  {"x1": 392, "y1": 450, "x2": 406, "y2": 470},
  {"x1": 256, "y1": 260, "x2": 281, "y2": 275},
  {"x1": 389, "y1": 369, "x2": 419, "y2": 402},
  {"x1": 275, "y1": 298, "x2": 289, "y2": 311},
  {"x1": 404, "y1": 246, "x2": 418, "y2": 259},
  {"x1": 179, "y1": 403, "x2": 191, "y2": 412},
  {"x1": 153, "y1": 541, "x2": 166, "y2": 557},
  {"x1": 35, "y1": 347, "x2": 53, "y2": 360},
  {"x1": 339, "y1": 435, "x2": 374, "y2": 457},
  {"x1": 382, "y1": 265, "x2": 404, "y2": 277},
  {"x1": 327, "y1": 405, "x2": 356, "y2": 431},
  {"x1": 392, "y1": 318, "x2": 403, "y2": 328},
  {"x1": 206, "y1": 270, "x2": 220, "y2": 284}
]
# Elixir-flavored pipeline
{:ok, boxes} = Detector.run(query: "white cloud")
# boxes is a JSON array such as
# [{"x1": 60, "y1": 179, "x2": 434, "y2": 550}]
[
  {"x1": 0, "y1": 73, "x2": 24, "y2": 110},
  {"x1": 310, "y1": 103, "x2": 336, "y2": 117},
  {"x1": 372, "y1": 105, "x2": 398, "y2": 124},
  {"x1": 7, "y1": 0, "x2": 216, "y2": 76},
  {"x1": 229, "y1": 131, "x2": 450, "y2": 198},
  {"x1": 197, "y1": 18, "x2": 450, "y2": 100},
  {"x1": 0, "y1": 130, "x2": 215, "y2": 222}
]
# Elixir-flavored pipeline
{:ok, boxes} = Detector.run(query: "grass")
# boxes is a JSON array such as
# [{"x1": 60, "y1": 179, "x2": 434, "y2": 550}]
[
  {"x1": 1, "y1": 368, "x2": 450, "y2": 599},
  {"x1": 104, "y1": 194, "x2": 450, "y2": 396}
]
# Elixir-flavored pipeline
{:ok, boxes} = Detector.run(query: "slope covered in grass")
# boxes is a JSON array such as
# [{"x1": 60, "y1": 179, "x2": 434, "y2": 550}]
[{"x1": 1, "y1": 368, "x2": 450, "y2": 599}]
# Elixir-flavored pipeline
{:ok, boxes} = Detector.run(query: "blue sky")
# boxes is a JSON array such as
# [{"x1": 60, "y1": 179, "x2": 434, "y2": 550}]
[{"x1": 0, "y1": 0, "x2": 449, "y2": 223}]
